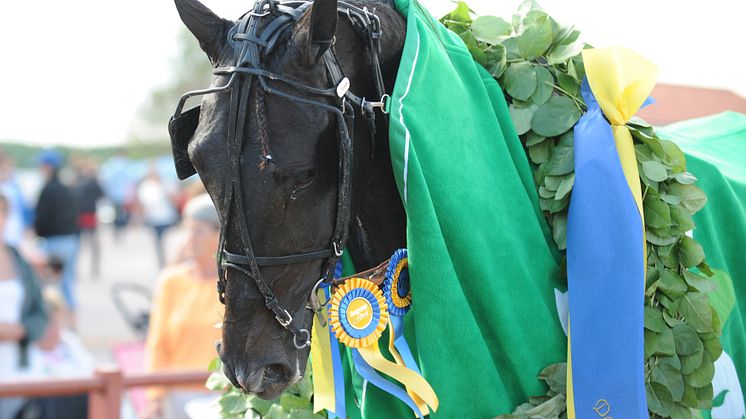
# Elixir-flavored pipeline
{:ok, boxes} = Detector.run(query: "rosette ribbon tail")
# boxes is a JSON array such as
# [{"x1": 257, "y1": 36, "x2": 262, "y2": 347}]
[
  {"x1": 388, "y1": 316, "x2": 421, "y2": 375},
  {"x1": 566, "y1": 47, "x2": 657, "y2": 418},
  {"x1": 383, "y1": 249, "x2": 433, "y2": 414},
  {"x1": 311, "y1": 286, "x2": 346, "y2": 417},
  {"x1": 351, "y1": 347, "x2": 425, "y2": 418}
]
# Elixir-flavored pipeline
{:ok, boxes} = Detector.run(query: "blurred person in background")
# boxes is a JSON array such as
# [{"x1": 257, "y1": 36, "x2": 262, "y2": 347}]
[
  {"x1": 33, "y1": 150, "x2": 80, "y2": 312},
  {"x1": 167, "y1": 180, "x2": 208, "y2": 266},
  {"x1": 0, "y1": 150, "x2": 28, "y2": 247},
  {"x1": 17, "y1": 287, "x2": 93, "y2": 419},
  {"x1": 137, "y1": 167, "x2": 179, "y2": 269},
  {"x1": 100, "y1": 151, "x2": 134, "y2": 241},
  {"x1": 0, "y1": 193, "x2": 48, "y2": 419},
  {"x1": 29, "y1": 287, "x2": 93, "y2": 376},
  {"x1": 73, "y1": 157, "x2": 103, "y2": 278},
  {"x1": 141, "y1": 194, "x2": 223, "y2": 419}
]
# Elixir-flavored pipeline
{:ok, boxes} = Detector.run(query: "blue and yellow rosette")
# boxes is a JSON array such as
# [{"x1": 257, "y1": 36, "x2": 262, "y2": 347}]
[
  {"x1": 383, "y1": 248, "x2": 413, "y2": 318},
  {"x1": 329, "y1": 278, "x2": 389, "y2": 348},
  {"x1": 329, "y1": 277, "x2": 438, "y2": 418}
]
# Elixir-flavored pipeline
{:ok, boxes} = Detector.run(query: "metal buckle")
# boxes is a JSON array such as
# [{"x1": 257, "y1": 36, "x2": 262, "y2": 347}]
[
  {"x1": 276, "y1": 309, "x2": 293, "y2": 327},
  {"x1": 293, "y1": 329, "x2": 311, "y2": 349}
]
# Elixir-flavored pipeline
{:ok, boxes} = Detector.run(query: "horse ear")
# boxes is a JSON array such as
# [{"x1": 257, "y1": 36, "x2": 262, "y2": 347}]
[
  {"x1": 174, "y1": 0, "x2": 233, "y2": 64},
  {"x1": 307, "y1": 0, "x2": 338, "y2": 60}
]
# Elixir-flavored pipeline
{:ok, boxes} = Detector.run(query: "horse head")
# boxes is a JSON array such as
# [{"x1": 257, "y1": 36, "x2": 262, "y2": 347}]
[{"x1": 171, "y1": 0, "x2": 406, "y2": 399}]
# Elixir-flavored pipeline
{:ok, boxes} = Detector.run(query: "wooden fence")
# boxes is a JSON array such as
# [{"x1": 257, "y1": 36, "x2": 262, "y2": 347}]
[{"x1": 0, "y1": 366, "x2": 211, "y2": 419}]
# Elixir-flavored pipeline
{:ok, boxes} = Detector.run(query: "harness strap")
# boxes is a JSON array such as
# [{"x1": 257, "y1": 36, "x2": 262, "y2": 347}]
[
  {"x1": 322, "y1": 51, "x2": 378, "y2": 160},
  {"x1": 335, "y1": 258, "x2": 391, "y2": 286}
]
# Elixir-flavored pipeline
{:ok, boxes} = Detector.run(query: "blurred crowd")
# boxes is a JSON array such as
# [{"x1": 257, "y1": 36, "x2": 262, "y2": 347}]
[{"x1": 0, "y1": 148, "x2": 224, "y2": 419}]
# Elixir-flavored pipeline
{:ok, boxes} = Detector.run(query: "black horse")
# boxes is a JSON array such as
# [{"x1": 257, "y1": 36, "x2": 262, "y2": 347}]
[{"x1": 172, "y1": 0, "x2": 407, "y2": 399}]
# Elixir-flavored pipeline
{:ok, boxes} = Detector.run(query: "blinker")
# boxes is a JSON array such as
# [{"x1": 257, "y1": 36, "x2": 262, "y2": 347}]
[{"x1": 168, "y1": 106, "x2": 200, "y2": 180}]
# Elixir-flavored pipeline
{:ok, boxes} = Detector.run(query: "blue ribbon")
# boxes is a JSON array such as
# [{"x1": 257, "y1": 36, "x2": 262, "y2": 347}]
[
  {"x1": 325, "y1": 261, "x2": 346, "y2": 418},
  {"x1": 566, "y1": 79, "x2": 648, "y2": 418},
  {"x1": 351, "y1": 349, "x2": 423, "y2": 418},
  {"x1": 390, "y1": 315, "x2": 421, "y2": 375}
]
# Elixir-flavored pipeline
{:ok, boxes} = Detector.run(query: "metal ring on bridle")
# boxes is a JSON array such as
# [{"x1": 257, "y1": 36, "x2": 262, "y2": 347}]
[
  {"x1": 293, "y1": 329, "x2": 311, "y2": 349},
  {"x1": 308, "y1": 277, "x2": 331, "y2": 309}
]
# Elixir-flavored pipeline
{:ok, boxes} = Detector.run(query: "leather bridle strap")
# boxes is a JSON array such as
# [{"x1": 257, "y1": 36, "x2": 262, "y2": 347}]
[
  {"x1": 205, "y1": 0, "x2": 388, "y2": 350},
  {"x1": 223, "y1": 249, "x2": 334, "y2": 267}
]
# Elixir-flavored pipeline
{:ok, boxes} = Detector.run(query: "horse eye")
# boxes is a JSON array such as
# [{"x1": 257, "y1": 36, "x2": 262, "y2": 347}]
[{"x1": 294, "y1": 169, "x2": 316, "y2": 189}]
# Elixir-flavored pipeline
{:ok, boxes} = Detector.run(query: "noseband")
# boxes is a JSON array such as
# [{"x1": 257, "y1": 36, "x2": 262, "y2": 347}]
[{"x1": 169, "y1": 0, "x2": 387, "y2": 349}]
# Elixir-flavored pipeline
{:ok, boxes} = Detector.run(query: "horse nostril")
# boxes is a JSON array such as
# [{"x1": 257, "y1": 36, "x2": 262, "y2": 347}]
[
  {"x1": 262, "y1": 363, "x2": 292, "y2": 386},
  {"x1": 240, "y1": 363, "x2": 294, "y2": 397}
]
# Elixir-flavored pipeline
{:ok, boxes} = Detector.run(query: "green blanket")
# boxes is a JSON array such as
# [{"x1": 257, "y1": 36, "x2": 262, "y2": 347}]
[
  {"x1": 343, "y1": 0, "x2": 567, "y2": 416},
  {"x1": 659, "y1": 111, "x2": 746, "y2": 396}
]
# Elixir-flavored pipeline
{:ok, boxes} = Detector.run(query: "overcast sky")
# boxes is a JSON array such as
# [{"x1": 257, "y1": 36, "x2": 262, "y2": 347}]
[{"x1": 1, "y1": 0, "x2": 743, "y2": 147}]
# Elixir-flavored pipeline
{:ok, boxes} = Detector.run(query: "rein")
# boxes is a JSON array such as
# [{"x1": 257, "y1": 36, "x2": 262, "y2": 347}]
[{"x1": 169, "y1": 0, "x2": 389, "y2": 349}]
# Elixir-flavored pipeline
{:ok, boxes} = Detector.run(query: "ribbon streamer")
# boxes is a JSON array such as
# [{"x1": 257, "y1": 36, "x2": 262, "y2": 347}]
[
  {"x1": 327, "y1": 285, "x2": 347, "y2": 417},
  {"x1": 351, "y1": 349, "x2": 424, "y2": 417},
  {"x1": 311, "y1": 287, "x2": 335, "y2": 413},
  {"x1": 311, "y1": 264, "x2": 346, "y2": 417},
  {"x1": 383, "y1": 250, "x2": 418, "y2": 375},
  {"x1": 382, "y1": 249, "x2": 436, "y2": 415},
  {"x1": 566, "y1": 47, "x2": 657, "y2": 418}
]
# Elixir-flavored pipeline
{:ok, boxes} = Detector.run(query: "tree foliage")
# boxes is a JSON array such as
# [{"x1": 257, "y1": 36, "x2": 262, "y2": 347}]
[{"x1": 127, "y1": 28, "x2": 213, "y2": 143}]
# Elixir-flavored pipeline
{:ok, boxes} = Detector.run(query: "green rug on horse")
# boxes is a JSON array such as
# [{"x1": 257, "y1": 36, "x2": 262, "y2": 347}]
[
  {"x1": 659, "y1": 112, "x2": 746, "y2": 414},
  {"x1": 341, "y1": 0, "x2": 567, "y2": 416}
]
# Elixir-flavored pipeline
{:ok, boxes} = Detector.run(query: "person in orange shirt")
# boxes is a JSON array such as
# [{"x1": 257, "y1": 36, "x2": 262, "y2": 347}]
[{"x1": 142, "y1": 194, "x2": 223, "y2": 419}]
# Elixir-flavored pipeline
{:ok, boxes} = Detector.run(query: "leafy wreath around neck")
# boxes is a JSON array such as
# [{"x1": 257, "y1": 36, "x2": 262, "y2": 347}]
[{"x1": 441, "y1": 1, "x2": 726, "y2": 418}]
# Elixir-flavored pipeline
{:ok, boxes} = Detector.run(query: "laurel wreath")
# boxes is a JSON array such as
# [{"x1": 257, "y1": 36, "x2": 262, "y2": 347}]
[{"x1": 440, "y1": 1, "x2": 726, "y2": 417}]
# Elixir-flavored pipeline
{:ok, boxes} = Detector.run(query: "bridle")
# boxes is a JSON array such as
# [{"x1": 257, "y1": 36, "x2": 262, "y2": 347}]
[{"x1": 168, "y1": 0, "x2": 388, "y2": 349}]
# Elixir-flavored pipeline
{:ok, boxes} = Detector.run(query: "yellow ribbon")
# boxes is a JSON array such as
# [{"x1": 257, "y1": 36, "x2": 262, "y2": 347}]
[
  {"x1": 385, "y1": 258, "x2": 428, "y2": 413},
  {"x1": 566, "y1": 47, "x2": 658, "y2": 419},
  {"x1": 388, "y1": 318, "x2": 431, "y2": 415},
  {"x1": 583, "y1": 47, "x2": 658, "y2": 219},
  {"x1": 357, "y1": 343, "x2": 440, "y2": 414},
  {"x1": 566, "y1": 321, "x2": 575, "y2": 417},
  {"x1": 310, "y1": 289, "x2": 335, "y2": 414}
]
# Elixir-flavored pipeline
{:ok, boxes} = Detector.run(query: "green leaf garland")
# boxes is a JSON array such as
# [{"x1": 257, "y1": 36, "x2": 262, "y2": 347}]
[
  {"x1": 441, "y1": 1, "x2": 728, "y2": 417},
  {"x1": 208, "y1": 358, "x2": 325, "y2": 419}
]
